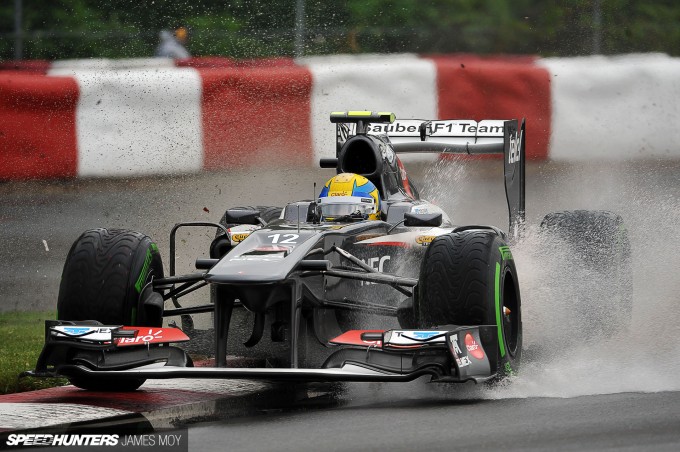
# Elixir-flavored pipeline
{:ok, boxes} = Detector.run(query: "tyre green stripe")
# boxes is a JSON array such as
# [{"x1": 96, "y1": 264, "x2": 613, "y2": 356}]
[
  {"x1": 134, "y1": 248, "x2": 152, "y2": 293},
  {"x1": 495, "y1": 262, "x2": 506, "y2": 358}
]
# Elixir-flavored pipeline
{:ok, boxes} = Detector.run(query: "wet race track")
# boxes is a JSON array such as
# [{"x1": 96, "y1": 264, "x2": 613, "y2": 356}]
[{"x1": 2, "y1": 159, "x2": 680, "y2": 450}]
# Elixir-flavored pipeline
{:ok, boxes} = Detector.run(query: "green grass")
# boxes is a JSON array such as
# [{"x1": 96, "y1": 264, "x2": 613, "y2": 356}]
[{"x1": 0, "y1": 311, "x2": 68, "y2": 394}]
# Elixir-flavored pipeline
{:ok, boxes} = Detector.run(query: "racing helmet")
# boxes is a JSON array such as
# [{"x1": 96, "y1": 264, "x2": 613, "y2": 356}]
[{"x1": 318, "y1": 173, "x2": 381, "y2": 221}]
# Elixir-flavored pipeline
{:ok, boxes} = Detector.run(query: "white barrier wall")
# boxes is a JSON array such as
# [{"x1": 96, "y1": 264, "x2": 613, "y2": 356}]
[
  {"x1": 539, "y1": 54, "x2": 680, "y2": 161},
  {"x1": 303, "y1": 54, "x2": 438, "y2": 161},
  {"x1": 4, "y1": 53, "x2": 680, "y2": 181},
  {"x1": 48, "y1": 67, "x2": 203, "y2": 177}
]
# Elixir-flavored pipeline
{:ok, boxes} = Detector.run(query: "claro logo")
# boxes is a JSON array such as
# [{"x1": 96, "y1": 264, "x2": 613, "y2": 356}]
[
  {"x1": 117, "y1": 329, "x2": 162, "y2": 345},
  {"x1": 465, "y1": 333, "x2": 485, "y2": 360}
]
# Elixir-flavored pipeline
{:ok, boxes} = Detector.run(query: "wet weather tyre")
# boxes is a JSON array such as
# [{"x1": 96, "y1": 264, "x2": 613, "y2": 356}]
[
  {"x1": 540, "y1": 210, "x2": 632, "y2": 335},
  {"x1": 57, "y1": 228, "x2": 164, "y2": 391},
  {"x1": 417, "y1": 230, "x2": 522, "y2": 378},
  {"x1": 58, "y1": 228, "x2": 164, "y2": 325}
]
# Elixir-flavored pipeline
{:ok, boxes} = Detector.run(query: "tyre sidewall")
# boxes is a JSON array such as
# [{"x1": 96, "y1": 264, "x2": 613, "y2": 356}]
[
  {"x1": 129, "y1": 237, "x2": 164, "y2": 326},
  {"x1": 489, "y1": 239, "x2": 522, "y2": 376}
]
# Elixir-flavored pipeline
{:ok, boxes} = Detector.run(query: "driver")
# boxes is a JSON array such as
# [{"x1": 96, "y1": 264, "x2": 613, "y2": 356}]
[{"x1": 318, "y1": 173, "x2": 381, "y2": 221}]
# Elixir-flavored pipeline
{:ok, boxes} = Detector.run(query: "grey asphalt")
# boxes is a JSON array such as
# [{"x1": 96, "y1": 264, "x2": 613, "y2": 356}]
[
  {"x1": 1, "y1": 159, "x2": 679, "y2": 450},
  {"x1": 187, "y1": 388, "x2": 680, "y2": 451}
]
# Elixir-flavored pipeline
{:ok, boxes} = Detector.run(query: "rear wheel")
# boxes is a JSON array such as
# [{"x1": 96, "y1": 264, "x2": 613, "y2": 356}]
[
  {"x1": 540, "y1": 210, "x2": 632, "y2": 336},
  {"x1": 57, "y1": 228, "x2": 164, "y2": 391},
  {"x1": 417, "y1": 230, "x2": 522, "y2": 378}
]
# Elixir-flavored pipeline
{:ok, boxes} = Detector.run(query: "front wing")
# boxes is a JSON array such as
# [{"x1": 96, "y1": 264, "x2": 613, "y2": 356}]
[{"x1": 25, "y1": 321, "x2": 500, "y2": 384}]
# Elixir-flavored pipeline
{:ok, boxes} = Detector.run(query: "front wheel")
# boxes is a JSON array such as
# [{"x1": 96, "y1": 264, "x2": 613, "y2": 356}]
[
  {"x1": 56, "y1": 228, "x2": 165, "y2": 391},
  {"x1": 417, "y1": 230, "x2": 522, "y2": 378}
]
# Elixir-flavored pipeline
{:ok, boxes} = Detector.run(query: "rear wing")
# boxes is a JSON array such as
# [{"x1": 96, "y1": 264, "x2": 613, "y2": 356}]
[{"x1": 334, "y1": 113, "x2": 525, "y2": 239}]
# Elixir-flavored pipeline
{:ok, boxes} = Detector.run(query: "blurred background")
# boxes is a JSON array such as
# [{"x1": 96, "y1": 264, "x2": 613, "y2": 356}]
[{"x1": 1, "y1": 0, "x2": 679, "y2": 60}]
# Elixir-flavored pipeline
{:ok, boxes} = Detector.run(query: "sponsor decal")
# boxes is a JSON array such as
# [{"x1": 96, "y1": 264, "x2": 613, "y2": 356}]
[
  {"x1": 499, "y1": 245, "x2": 513, "y2": 260},
  {"x1": 407, "y1": 331, "x2": 441, "y2": 340},
  {"x1": 465, "y1": 333, "x2": 485, "y2": 360},
  {"x1": 457, "y1": 356, "x2": 472, "y2": 367},
  {"x1": 117, "y1": 328, "x2": 162, "y2": 345},
  {"x1": 368, "y1": 120, "x2": 505, "y2": 138},
  {"x1": 337, "y1": 123, "x2": 351, "y2": 145},
  {"x1": 384, "y1": 330, "x2": 446, "y2": 347},
  {"x1": 366, "y1": 255, "x2": 390, "y2": 271},
  {"x1": 52, "y1": 326, "x2": 114, "y2": 343},
  {"x1": 457, "y1": 123, "x2": 503, "y2": 134},
  {"x1": 62, "y1": 327, "x2": 93, "y2": 335},
  {"x1": 508, "y1": 129, "x2": 523, "y2": 164},
  {"x1": 330, "y1": 191, "x2": 349, "y2": 196},
  {"x1": 359, "y1": 255, "x2": 391, "y2": 285},
  {"x1": 412, "y1": 206, "x2": 428, "y2": 214},
  {"x1": 415, "y1": 235, "x2": 435, "y2": 246},
  {"x1": 396, "y1": 158, "x2": 414, "y2": 198},
  {"x1": 116, "y1": 327, "x2": 189, "y2": 347},
  {"x1": 231, "y1": 232, "x2": 250, "y2": 243},
  {"x1": 449, "y1": 334, "x2": 463, "y2": 354},
  {"x1": 428, "y1": 120, "x2": 504, "y2": 136},
  {"x1": 368, "y1": 123, "x2": 419, "y2": 135},
  {"x1": 449, "y1": 334, "x2": 471, "y2": 367},
  {"x1": 379, "y1": 143, "x2": 396, "y2": 164}
]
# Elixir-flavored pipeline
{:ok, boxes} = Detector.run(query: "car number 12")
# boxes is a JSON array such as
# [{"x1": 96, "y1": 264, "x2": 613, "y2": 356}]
[{"x1": 267, "y1": 233, "x2": 299, "y2": 244}]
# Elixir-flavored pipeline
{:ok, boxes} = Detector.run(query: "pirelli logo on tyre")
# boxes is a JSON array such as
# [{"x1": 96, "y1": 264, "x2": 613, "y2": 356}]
[{"x1": 499, "y1": 245, "x2": 513, "y2": 260}]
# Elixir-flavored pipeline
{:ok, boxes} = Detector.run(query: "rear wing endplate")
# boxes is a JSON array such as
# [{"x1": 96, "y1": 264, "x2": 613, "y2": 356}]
[{"x1": 336, "y1": 117, "x2": 525, "y2": 239}]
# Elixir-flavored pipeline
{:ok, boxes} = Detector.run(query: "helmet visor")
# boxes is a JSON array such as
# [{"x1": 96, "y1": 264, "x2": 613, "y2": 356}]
[{"x1": 318, "y1": 196, "x2": 375, "y2": 220}]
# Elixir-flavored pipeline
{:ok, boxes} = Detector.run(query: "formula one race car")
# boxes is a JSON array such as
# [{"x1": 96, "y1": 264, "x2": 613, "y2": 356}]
[{"x1": 26, "y1": 111, "x2": 630, "y2": 391}]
